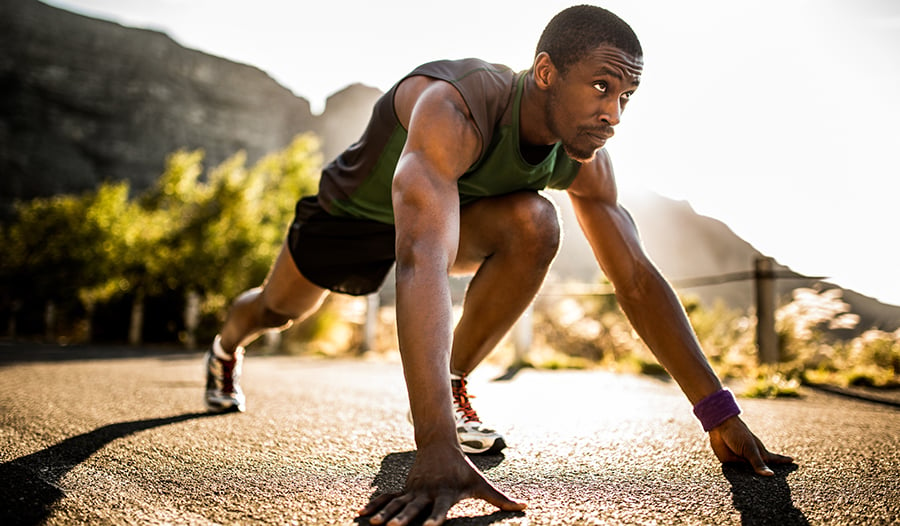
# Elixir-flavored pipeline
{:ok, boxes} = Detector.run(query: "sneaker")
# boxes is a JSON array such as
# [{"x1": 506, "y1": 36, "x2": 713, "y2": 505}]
[
  {"x1": 204, "y1": 336, "x2": 246, "y2": 413},
  {"x1": 451, "y1": 374, "x2": 506, "y2": 454}
]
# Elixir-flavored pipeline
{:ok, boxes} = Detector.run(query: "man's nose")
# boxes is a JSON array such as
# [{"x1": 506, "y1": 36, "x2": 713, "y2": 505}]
[{"x1": 599, "y1": 99, "x2": 622, "y2": 126}]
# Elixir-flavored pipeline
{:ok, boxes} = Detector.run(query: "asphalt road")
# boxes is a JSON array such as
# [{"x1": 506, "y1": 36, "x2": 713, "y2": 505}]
[{"x1": 1, "y1": 342, "x2": 898, "y2": 525}]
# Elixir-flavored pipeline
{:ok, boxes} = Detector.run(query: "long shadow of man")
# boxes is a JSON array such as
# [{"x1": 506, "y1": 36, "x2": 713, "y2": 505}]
[
  {"x1": 723, "y1": 462, "x2": 808, "y2": 525},
  {"x1": 0, "y1": 412, "x2": 222, "y2": 526}
]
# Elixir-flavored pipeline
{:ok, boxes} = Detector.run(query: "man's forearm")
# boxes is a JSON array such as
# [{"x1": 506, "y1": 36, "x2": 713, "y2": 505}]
[
  {"x1": 394, "y1": 264, "x2": 459, "y2": 448},
  {"x1": 616, "y1": 267, "x2": 721, "y2": 405}
]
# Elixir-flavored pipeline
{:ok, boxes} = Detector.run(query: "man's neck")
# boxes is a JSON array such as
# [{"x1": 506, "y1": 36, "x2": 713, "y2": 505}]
[{"x1": 518, "y1": 72, "x2": 555, "y2": 148}]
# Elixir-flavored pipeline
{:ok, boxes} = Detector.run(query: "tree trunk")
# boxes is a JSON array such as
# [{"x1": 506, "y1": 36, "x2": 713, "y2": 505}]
[
  {"x1": 83, "y1": 300, "x2": 95, "y2": 343},
  {"x1": 128, "y1": 287, "x2": 145, "y2": 346},
  {"x1": 44, "y1": 300, "x2": 56, "y2": 343},
  {"x1": 7, "y1": 299, "x2": 21, "y2": 339},
  {"x1": 183, "y1": 289, "x2": 200, "y2": 349}
]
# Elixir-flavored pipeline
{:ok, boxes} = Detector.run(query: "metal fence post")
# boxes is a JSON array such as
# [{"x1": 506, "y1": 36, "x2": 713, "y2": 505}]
[
  {"x1": 513, "y1": 303, "x2": 534, "y2": 365},
  {"x1": 754, "y1": 256, "x2": 779, "y2": 364},
  {"x1": 362, "y1": 293, "x2": 379, "y2": 352}
]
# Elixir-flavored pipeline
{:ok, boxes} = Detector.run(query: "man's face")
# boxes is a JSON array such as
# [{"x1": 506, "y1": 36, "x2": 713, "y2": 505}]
[{"x1": 545, "y1": 44, "x2": 643, "y2": 162}]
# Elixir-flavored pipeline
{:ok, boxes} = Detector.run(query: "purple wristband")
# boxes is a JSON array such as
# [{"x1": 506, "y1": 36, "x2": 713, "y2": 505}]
[{"x1": 692, "y1": 388, "x2": 741, "y2": 432}]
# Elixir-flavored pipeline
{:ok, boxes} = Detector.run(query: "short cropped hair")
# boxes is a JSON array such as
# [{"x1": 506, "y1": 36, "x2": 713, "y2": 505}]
[{"x1": 536, "y1": 5, "x2": 643, "y2": 75}]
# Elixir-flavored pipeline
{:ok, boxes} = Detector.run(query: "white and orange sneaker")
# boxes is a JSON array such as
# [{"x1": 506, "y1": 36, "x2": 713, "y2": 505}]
[
  {"x1": 450, "y1": 373, "x2": 506, "y2": 454},
  {"x1": 204, "y1": 335, "x2": 246, "y2": 413}
]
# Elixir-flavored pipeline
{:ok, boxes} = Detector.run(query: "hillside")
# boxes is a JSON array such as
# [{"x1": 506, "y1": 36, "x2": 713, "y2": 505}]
[{"x1": 617, "y1": 192, "x2": 899, "y2": 332}]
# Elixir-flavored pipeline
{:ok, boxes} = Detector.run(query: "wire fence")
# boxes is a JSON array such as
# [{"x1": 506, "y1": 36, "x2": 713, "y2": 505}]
[{"x1": 507, "y1": 257, "x2": 828, "y2": 365}]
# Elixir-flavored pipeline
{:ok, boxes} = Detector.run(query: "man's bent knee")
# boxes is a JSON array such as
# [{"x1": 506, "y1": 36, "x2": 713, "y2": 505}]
[
  {"x1": 258, "y1": 304, "x2": 295, "y2": 331},
  {"x1": 506, "y1": 192, "x2": 562, "y2": 262},
  {"x1": 456, "y1": 191, "x2": 562, "y2": 273},
  {"x1": 232, "y1": 287, "x2": 297, "y2": 330}
]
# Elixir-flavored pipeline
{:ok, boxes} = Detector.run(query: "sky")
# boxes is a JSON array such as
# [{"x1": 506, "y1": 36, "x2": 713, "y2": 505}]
[{"x1": 42, "y1": 0, "x2": 900, "y2": 307}]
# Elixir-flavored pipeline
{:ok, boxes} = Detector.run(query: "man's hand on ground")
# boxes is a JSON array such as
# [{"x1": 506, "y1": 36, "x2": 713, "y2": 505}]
[
  {"x1": 358, "y1": 444, "x2": 526, "y2": 526},
  {"x1": 708, "y1": 416, "x2": 794, "y2": 476}
]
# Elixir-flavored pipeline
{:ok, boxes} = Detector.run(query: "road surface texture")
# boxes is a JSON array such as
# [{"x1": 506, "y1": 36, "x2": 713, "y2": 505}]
[{"x1": 1, "y1": 343, "x2": 898, "y2": 525}]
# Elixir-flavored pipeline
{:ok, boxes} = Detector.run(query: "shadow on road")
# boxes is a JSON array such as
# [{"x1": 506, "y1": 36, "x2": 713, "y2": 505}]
[
  {"x1": 358, "y1": 451, "x2": 523, "y2": 526},
  {"x1": 0, "y1": 342, "x2": 197, "y2": 365},
  {"x1": 723, "y1": 462, "x2": 809, "y2": 525},
  {"x1": 0, "y1": 411, "x2": 224, "y2": 526}
]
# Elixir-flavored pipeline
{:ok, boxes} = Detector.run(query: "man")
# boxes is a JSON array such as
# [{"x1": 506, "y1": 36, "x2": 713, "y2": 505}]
[{"x1": 204, "y1": 5, "x2": 793, "y2": 525}]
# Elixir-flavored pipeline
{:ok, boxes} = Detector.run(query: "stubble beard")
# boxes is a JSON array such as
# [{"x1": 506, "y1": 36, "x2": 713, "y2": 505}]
[{"x1": 545, "y1": 90, "x2": 598, "y2": 163}]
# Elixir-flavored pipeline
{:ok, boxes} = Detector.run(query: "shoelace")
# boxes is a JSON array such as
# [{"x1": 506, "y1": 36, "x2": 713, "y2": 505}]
[{"x1": 451, "y1": 377, "x2": 481, "y2": 423}]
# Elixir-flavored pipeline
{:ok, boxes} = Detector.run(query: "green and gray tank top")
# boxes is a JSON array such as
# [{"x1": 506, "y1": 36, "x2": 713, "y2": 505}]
[{"x1": 316, "y1": 58, "x2": 582, "y2": 224}]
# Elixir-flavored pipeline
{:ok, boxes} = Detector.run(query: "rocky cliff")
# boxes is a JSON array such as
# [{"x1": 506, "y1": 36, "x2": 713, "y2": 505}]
[{"x1": 0, "y1": 0, "x2": 382, "y2": 214}]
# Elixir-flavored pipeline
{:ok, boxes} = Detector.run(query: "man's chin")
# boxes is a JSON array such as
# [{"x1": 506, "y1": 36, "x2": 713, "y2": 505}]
[{"x1": 563, "y1": 145, "x2": 599, "y2": 163}]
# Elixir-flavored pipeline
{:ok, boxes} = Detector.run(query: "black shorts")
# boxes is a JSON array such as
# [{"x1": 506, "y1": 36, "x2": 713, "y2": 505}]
[{"x1": 287, "y1": 196, "x2": 396, "y2": 296}]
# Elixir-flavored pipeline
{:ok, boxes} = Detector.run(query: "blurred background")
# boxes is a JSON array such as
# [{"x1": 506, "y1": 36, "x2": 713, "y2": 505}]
[{"x1": 1, "y1": 0, "x2": 898, "y2": 393}]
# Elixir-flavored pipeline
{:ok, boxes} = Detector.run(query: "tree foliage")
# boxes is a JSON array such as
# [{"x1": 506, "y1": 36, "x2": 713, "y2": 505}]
[{"x1": 1, "y1": 133, "x2": 322, "y2": 342}]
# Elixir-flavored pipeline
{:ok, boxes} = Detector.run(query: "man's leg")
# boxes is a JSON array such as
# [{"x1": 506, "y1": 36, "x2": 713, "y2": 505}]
[
  {"x1": 443, "y1": 191, "x2": 561, "y2": 452},
  {"x1": 450, "y1": 191, "x2": 561, "y2": 375},
  {"x1": 219, "y1": 242, "x2": 329, "y2": 353},
  {"x1": 206, "y1": 242, "x2": 329, "y2": 412}
]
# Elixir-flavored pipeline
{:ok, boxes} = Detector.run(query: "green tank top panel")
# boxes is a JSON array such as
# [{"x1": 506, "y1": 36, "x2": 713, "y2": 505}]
[
  {"x1": 458, "y1": 74, "x2": 581, "y2": 204},
  {"x1": 325, "y1": 125, "x2": 407, "y2": 225}
]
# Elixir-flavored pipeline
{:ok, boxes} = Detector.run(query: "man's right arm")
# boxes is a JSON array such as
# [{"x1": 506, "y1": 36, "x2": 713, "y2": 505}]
[
  {"x1": 360, "y1": 77, "x2": 525, "y2": 526},
  {"x1": 392, "y1": 77, "x2": 474, "y2": 455}
]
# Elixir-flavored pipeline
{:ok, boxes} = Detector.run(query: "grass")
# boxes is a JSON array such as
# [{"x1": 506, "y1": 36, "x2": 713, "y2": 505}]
[
  {"x1": 742, "y1": 369, "x2": 802, "y2": 398},
  {"x1": 520, "y1": 287, "x2": 898, "y2": 398}
]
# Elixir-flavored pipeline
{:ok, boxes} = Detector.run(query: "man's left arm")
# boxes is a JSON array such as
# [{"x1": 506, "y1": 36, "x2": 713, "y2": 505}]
[{"x1": 566, "y1": 149, "x2": 793, "y2": 475}]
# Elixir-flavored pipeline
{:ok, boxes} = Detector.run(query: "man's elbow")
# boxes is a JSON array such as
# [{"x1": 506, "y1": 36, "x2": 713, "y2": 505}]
[{"x1": 394, "y1": 237, "x2": 452, "y2": 284}]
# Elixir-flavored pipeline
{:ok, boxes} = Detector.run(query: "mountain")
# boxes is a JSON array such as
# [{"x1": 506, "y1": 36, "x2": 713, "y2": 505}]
[
  {"x1": 550, "y1": 190, "x2": 900, "y2": 333},
  {"x1": 0, "y1": 0, "x2": 382, "y2": 214},
  {"x1": 3, "y1": 0, "x2": 898, "y2": 333},
  {"x1": 615, "y1": 192, "x2": 899, "y2": 333}
]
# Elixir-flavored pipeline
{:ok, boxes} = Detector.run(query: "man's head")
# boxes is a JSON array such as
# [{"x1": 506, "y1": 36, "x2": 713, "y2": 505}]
[
  {"x1": 532, "y1": 5, "x2": 643, "y2": 161},
  {"x1": 536, "y1": 5, "x2": 643, "y2": 76}
]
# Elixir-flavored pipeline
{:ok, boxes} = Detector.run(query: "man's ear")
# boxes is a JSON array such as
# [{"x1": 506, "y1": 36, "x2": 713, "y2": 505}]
[{"x1": 532, "y1": 52, "x2": 557, "y2": 90}]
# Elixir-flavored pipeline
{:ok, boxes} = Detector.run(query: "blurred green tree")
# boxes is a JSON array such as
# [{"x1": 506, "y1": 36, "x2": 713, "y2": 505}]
[
  {"x1": 142, "y1": 134, "x2": 321, "y2": 346},
  {"x1": 0, "y1": 190, "x2": 118, "y2": 340},
  {"x1": 2, "y1": 133, "x2": 322, "y2": 345}
]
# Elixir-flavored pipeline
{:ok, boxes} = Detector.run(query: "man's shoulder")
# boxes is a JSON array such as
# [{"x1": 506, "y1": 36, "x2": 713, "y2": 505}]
[
  {"x1": 406, "y1": 59, "x2": 521, "y2": 162},
  {"x1": 410, "y1": 58, "x2": 516, "y2": 84}
]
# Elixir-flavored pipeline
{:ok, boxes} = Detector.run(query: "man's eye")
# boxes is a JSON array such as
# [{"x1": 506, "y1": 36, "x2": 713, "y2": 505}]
[
  {"x1": 593, "y1": 82, "x2": 608, "y2": 93},
  {"x1": 621, "y1": 91, "x2": 634, "y2": 101}
]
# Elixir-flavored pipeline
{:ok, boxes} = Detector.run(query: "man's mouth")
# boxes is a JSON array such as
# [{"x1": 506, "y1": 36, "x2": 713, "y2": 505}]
[{"x1": 586, "y1": 128, "x2": 615, "y2": 142}]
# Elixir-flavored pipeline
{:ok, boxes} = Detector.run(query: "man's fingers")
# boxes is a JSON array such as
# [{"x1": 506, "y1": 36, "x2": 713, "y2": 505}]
[
  {"x1": 742, "y1": 441, "x2": 775, "y2": 476},
  {"x1": 386, "y1": 496, "x2": 430, "y2": 526},
  {"x1": 358, "y1": 493, "x2": 396, "y2": 517},
  {"x1": 423, "y1": 495, "x2": 455, "y2": 526},
  {"x1": 764, "y1": 450, "x2": 795, "y2": 465},
  {"x1": 477, "y1": 480, "x2": 527, "y2": 512},
  {"x1": 366, "y1": 494, "x2": 413, "y2": 525}
]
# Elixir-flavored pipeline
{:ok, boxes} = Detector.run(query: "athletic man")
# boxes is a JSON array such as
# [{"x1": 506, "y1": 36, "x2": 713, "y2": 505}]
[{"x1": 204, "y1": 5, "x2": 793, "y2": 524}]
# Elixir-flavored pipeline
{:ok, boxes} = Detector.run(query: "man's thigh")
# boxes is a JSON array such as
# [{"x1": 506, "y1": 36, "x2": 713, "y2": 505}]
[{"x1": 453, "y1": 191, "x2": 560, "y2": 274}]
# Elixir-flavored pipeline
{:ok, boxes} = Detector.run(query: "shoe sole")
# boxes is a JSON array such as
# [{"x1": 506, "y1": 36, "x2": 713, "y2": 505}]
[
  {"x1": 408, "y1": 411, "x2": 506, "y2": 455},
  {"x1": 205, "y1": 402, "x2": 245, "y2": 413},
  {"x1": 205, "y1": 394, "x2": 246, "y2": 413},
  {"x1": 461, "y1": 436, "x2": 506, "y2": 455}
]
